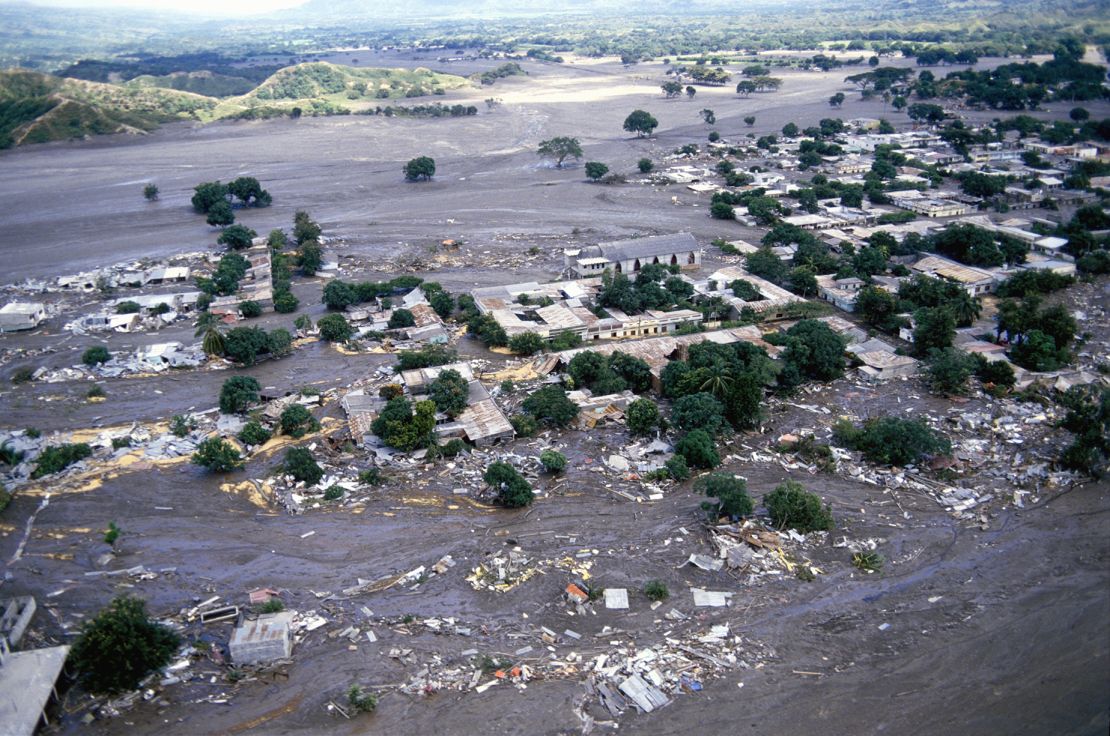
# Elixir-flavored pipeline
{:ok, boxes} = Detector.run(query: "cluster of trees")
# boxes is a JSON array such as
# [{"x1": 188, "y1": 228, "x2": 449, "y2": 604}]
[
  {"x1": 359, "y1": 102, "x2": 478, "y2": 118},
  {"x1": 321, "y1": 275, "x2": 426, "y2": 311},
  {"x1": 372, "y1": 397, "x2": 437, "y2": 452},
  {"x1": 932, "y1": 48, "x2": 1108, "y2": 109},
  {"x1": 567, "y1": 350, "x2": 653, "y2": 396},
  {"x1": 292, "y1": 211, "x2": 324, "y2": 276},
  {"x1": 595, "y1": 263, "x2": 693, "y2": 316},
  {"x1": 834, "y1": 416, "x2": 951, "y2": 466},
  {"x1": 923, "y1": 348, "x2": 1015, "y2": 396},
  {"x1": 769, "y1": 319, "x2": 848, "y2": 390},
  {"x1": 213, "y1": 325, "x2": 293, "y2": 365},
  {"x1": 996, "y1": 296, "x2": 1077, "y2": 372},
  {"x1": 735, "y1": 77, "x2": 783, "y2": 95},
  {"x1": 930, "y1": 223, "x2": 1028, "y2": 268},
  {"x1": 195, "y1": 251, "x2": 250, "y2": 297},
  {"x1": 191, "y1": 177, "x2": 271, "y2": 227},
  {"x1": 1059, "y1": 385, "x2": 1109, "y2": 478}
]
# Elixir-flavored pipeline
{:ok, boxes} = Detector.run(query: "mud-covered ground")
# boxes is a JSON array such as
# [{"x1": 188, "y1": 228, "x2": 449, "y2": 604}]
[{"x1": 0, "y1": 52, "x2": 1108, "y2": 736}]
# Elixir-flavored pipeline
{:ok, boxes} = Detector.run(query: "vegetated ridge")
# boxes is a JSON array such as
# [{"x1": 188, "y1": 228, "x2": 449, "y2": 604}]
[{"x1": 0, "y1": 62, "x2": 472, "y2": 149}]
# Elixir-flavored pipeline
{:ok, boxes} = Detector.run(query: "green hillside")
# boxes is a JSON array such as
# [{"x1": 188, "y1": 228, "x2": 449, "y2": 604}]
[
  {"x1": 211, "y1": 62, "x2": 471, "y2": 118},
  {"x1": 0, "y1": 69, "x2": 217, "y2": 148},
  {"x1": 0, "y1": 62, "x2": 474, "y2": 149}
]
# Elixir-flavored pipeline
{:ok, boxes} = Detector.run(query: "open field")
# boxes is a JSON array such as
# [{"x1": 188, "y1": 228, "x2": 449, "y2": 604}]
[{"x1": 0, "y1": 53, "x2": 1107, "y2": 736}]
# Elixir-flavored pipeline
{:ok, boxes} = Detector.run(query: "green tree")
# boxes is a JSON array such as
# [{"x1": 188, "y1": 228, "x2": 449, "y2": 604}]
[
  {"x1": 142, "y1": 183, "x2": 159, "y2": 201},
  {"x1": 388, "y1": 308, "x2": 416, "y2": 329},
  {"x1": 778, "y1": 319, "x2": 846, "y2": 388},
  {"x1": 283, "y1": 447, "x2": 323, "y2": 484},
  {"x1": 206, "y1": 200, "x2": 234, "y2": 228},
  {"x1": 82, "y1": 345, "x2": 111, "y2": 366},
  {"x1": 623, "y1": 109, "x2": 659, "y2": 137},
  {"x1": 834, "y1": 416, "x2": 950, "y2": 466},
  {"x1": 318, "y1": 313, "x2": 353, "y2": 342},
  {"x1": 537, "y1": 136, "x2": 583, "y2": 167},
  {"x1": 280, "y1": 404, "x2": 320, "y2": 438},
  {"x1": 191, "y1": 437, "x2": 243, "y2": 472},
  {"x1": 855, "y1": 286, "x2": 901, "y2": 331},
  {"x1": 202, "y1": 327, "x2": 226, "y2": 357},
  {"x1": 710, "y1": 201, "x2": 735, "y2": 220},
  {"x1": 700, "y1": 109, "x2": 715, "y2": 125},
  {"x1": 403, "y1": 156, "x2": 436, "y2": 181},
  {"x1": 724, "y1": 371, "x2": 763, "y2": 430},
  {"x1": 675, "y1": 429, "x2": 720, "y2": 469},
  {"x1": 239, "y1": 300, "x2": 262, "y2": 318},
  {"x1": 1010, "y1": 330, "x2": 1065, "y2": 371},
  {"x1": 697, "y1": 473, "x2": 752, "y2": 518},
  {"x1": 764, "y1": 480, "x2": 832, "y2": 532},
  {"x1": 924, "y1": 348, "x2": 976, "y2": 396},
  {"x1": 540, "y1": 449, "x2": 567, "y2": 473},
  {"x1": 638, "y1": 158, "x2": 654, "y2": 173},
  {"x1": 829, "y1": 92, "x2": 845, "y2": 107},
  {"x1": 322, "y1": 280, "x2": 358, "y2": 310},
  {"x1": 116, "y1": 300, "x2": 141, "y2": 314},
  {"x1": 508, "y1": 331, "x2": 545, "y2": 355},
  {"x1": 429, "y1": 290, "x2": 454, "y2": 319},
  {"x1": 69, "y1": 596, "x2": 180, "y2": 694},
  {"x1": 912, "y1": 307, "x2": 955, "y2": 357},
  {"x1": 585, "y1": 161, "x2": 609, "y2": 181},
  {"x1": 293, "y1": 211, "x2": 321, "y2": 245},
  {"x1": 299, "y1": 240, "x2": 323, "y2": 276},
  {"x1": 626, "y1": 398, "x2": 661, "y2": 436},
  {"x1": 484, "y1": 461, "x2": 533, "y2": 508},
  {"x1": 192, "y1": 181, "x2": 228, "y2": 213},
  {"x1": 238, "y1": 421, "x2": 272, "y2": 446},
  {"x1": 429, "y1": 368, "x2": 469, "y2": 418},
  {"x1": 274, "y1": 291, "x2": 299, "y2": 313},
  {"x1": 217, "y1": 224, "x2": 257, "y2": 250},
  {"x1": 223, "y1": 326, "x2": 270, "y2": 365},
  {"x1": 782, "y1": 122, "x2": 799, "y2": 137},
  {"x1": 219, "y1": 375, "x2": 261, "y2": 414},
  {"x1": 522, "y1": 385, "x2": 579, "y2": 427},
  {"x1": 743, "y1": 115, "x2": 756, "y2": 126},
  {"x1": 228, "y1": 176, "x2": 271, "y2": 207},
  {"x1": 671, "y1": 392, "x2": 726, "y2": 436},
  {"x1": 371, "y1": 398, "x2": 436, "y2": 451}
]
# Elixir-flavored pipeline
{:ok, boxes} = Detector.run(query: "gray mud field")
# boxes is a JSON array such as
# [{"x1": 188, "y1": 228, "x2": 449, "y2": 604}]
[{"x1": 0, "y1": 54, "x2": 1107, "y2": 736}]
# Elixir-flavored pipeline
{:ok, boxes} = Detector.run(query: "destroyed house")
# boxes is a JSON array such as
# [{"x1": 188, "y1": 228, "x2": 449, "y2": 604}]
[
  {"x1": 564, "y1": 233, "x2": 701, "y2": 278},
  {"x1": 700, "y1": 266, "x2": 807, "y2": 321},
  {"x1": 0, "y1": 302, "x2": 46, "y2": 332}
]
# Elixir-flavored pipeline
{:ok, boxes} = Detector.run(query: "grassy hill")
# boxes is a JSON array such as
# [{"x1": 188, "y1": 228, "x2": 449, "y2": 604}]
[
  {"x1": 0, "y1": 69, "x2": 217, "y2": 148},
  {"x1": 0, "y1": 62, "x2": 473, "y2": 149},
  {"x1": 210, "y1": 62, "x2": 471, "y2": 118}
]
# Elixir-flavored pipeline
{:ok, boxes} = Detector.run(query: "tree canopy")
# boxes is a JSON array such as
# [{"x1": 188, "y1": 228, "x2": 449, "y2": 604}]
[{"x1": 623, "y1": 109, "x2": 658, "y2": 137}]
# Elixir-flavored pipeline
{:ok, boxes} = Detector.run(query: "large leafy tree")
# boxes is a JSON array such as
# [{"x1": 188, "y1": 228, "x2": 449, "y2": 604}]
[
  {"x1": 70, "y1": 596, "x2": 180, "y2": 694},
  {"x1": 623, "y1": 109, "x2": 659, "y2": 137},
  {"x1": 537, "y1": 136, "x2": 583, "y2": 167},
  {"x1": 403, "y1": 156, "x2": 436, "y2": 181},
  {"x1": 522, "y1": 385, "x2": 579, "y2": 427},
  {"x1": 429, "y1": 368, "x2": 469, "y2": 418},
  {"x1": 219, "y1": 375, "x2": 261, "y2": 414}
]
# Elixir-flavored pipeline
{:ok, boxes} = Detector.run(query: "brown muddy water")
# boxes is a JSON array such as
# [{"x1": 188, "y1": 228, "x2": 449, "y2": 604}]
[{"x1": 0, "y1": 55, "x2": 1107, "y2": 736}]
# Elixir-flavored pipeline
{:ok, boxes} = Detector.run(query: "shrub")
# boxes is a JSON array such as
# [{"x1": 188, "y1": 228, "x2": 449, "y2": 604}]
[
  {"x1": 239, "y1": 300, "x2": 263, "y2": 318},
  {"x1": 284, "y1": 447, "x2": 323, "y2": 484},
  {"x1": 170, "y1": 414, "x2": 194, "y2": 437},
  {"x1": 509, "y1": 331, "x2": 545, "y2": 356},
  {"x1": 638, "y1": 158, "x2": 654, "y2": 173},
  {"x1": 359, "y1": 468, "x2": 385, "y2": 486},
  {"x1": 697, "y1": 473, "x2": 753, "y2": 519},
  {"x1": 259, "y1": 599, "x2": 284, "y2": 613},
  {"x1": 191, "y1": 437, "x2": 243, "y2": 472},
  {"x1": 510, "y1": 414, "x2": 538, "y2": 437},
  {"x1": 664, "y1": 455, "x2": 691, "y2": 481},
  {"x1": 585, "y1": 161, "x2": 609, "y2": 181},
  {"x1": 116, "y1": 301, "x2": 141, "y2": 314},
  {"x1": 219, "y1": 375, "x2": 261, "y2": 414},
  {"x1": 396, "y1": 345, "x2": 457, "y2": 370},
  {"x1": 280, "y1": 404, "x2": 320, "y2": 438},
  {"x1": 852, "y1": 551, "x2": 884, "y2": 573},
  {"x1": 763, "y1": 480, "x2": 833, "y2": 532},
  {"x1": 318, "y1": 313, "x2": 353, "y2": 342},
  {"x1": 111, "y1": 437, "x2": 131, "y2": 450},
  {"x1": 675, "y1": 429, "x2": 720, "y2": 469},
  {"x1": 82, "y1": 346, "x2": 111, "y2": 366},
  {"x1": 484, "y1": 461, "x2": 533, "y2": 508},
  {"x1": 11, "y1": 366, "x2": 34, "y2": 384},
  {"x1": 69, "y1": 596, "x2": 180, "y2": 694},
  {"x1": 540, "y1": 449, "x2": 567, "y2": 473},
  {"x1": 347, "y1": 684, "x2": 378, "y2": 714},
  {"x1": 273, "y1": 290, "x2": 299, "y2": 313},
  {"x1": 626, "y1": 398, "x2": 661, "y2": 436},
  {"x1": 31, "y1": 443, "x2": 92, "y2": 479},
  {"x1": 323, "y1": 485, "x2": 344, "y2": 501},
  {"x1": 104, "y1": 521, "x2": 121, "y2": 546},
  {"x1": 238, "y1": 421, "x2": 272, "y2": 446},
  {"x1": 643, "y1": 580, "x2": 669, "y2": 602},
  {"x1": 435, "y1": 438, "x2": 468, "y2": 458},
  {"x1": 86, "y1": 385, "x2": 105, "y2": 399}
]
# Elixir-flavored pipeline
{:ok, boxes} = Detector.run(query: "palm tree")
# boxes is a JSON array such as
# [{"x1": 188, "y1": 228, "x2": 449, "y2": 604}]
[
  {"x1": 202, "y1": 327, "x2": 225, "y2": 357},
  {"x1": 194, "y1": 311, "x2": 220, "y2": 337},
  {"x1": 699, "y1": 369, "x2": 734, "y2": 399},
  {"x1": 949, "y1": 291, "x2": 981, "y2": 327}
]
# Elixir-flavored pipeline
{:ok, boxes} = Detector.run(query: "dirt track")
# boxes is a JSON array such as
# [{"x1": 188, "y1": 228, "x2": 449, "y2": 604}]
[{"x1": 0, "y1": 53, "x2": 1108, "y2": 736}]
